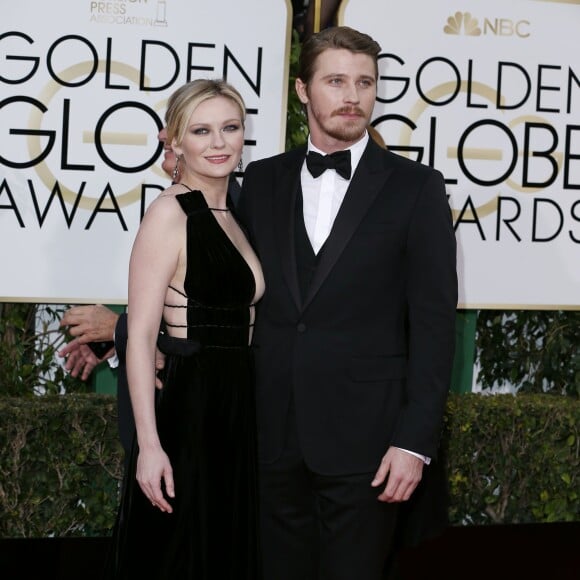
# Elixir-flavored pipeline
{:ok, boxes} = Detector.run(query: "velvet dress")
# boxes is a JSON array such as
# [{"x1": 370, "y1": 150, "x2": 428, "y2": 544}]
[{"x1": 105, "y1": 189, "x2": 262, "y2": 579}]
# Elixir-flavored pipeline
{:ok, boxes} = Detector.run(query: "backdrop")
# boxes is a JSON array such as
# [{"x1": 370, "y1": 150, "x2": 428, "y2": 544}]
[
  {"x1": 341, "y1": 0, "x2": 579, "y2": 309},
  {"x1": 2, "y1": 0, "x2": 579, "y2": 309},
  {"x1": 1, "y1": 0, "x2": 291, "y2": 303}
]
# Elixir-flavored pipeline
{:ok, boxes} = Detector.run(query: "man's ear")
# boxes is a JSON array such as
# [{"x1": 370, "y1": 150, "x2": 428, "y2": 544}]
[{"x1": 295, "y1": 78, "x2": 309, "y2": 105}]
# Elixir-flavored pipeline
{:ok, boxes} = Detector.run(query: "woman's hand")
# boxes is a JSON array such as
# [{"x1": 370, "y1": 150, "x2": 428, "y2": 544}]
[{"x1": 135, "y1": 446, "x2": 175, "y2": 513}]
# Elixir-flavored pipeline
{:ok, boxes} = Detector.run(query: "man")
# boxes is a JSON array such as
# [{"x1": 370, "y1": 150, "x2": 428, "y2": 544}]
[{"x1": 237, "y1": 26, "x2": 457, "y2": 580}]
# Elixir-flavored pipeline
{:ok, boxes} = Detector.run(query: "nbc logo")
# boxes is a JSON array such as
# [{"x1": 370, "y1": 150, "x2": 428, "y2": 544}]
[
  {"x1": 444, "y1": 12, "x2": 482, "y2": 36},
  {"x1": 444, "y1": 11, "x2": 530, "y2": 38}
]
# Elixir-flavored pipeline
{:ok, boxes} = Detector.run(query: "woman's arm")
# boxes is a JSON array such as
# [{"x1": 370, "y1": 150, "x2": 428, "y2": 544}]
[{"x1": 126, "y1": 194, "x2": 184, "y2": 513}]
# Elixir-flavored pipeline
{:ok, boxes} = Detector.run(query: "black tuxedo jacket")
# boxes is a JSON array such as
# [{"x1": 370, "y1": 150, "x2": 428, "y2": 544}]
[{"x1": 238, "y1": 138, "x2": 457, "y2": 476}]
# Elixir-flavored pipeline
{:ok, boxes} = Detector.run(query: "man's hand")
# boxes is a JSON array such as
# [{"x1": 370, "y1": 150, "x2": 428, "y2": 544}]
[
  {"x1": 154, "y1": 348, "x2": 165, "y2": 390},
  {"x1": 60, "y1": 304, "x2": 119, "y2": 344},
  {"x1": 371, "y1": 447, "x2": 424, "y2": 503},
  {"x1": 58, "y1": 338, "x2": 114, "y2": 381}
]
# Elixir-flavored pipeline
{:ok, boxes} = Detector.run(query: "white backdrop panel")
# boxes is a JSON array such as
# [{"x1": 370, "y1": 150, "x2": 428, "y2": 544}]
[
  {"x1": 341, "y1": 0, "x2": 580, "y2": 309},
  {"x1": 1, "y1": 0, "x2": 291, "y2": 303}
]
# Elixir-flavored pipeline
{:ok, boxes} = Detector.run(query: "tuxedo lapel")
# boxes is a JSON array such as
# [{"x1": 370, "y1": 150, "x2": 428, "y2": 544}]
[
  {"x1": 303, "y1": 139, "x2": 394, "y2": 311},
  {"x1": 274, "y1": 147, "x2": 306, "y2": 312}
]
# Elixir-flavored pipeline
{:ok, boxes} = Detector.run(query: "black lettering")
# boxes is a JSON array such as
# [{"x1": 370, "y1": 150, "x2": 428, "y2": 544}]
[
  {"x1": 0, "y1": 179, "x2": 25, "y2": 227},
  {"x1": 186, "y1": 43, "x2": 215, "y2": 78},
  {"x1": 466, "y1": 60, "x2": 487, "y2": 109},
  {"x1": 0, "y1": 31, "x2": 39, "y2": 84},
  {"x1": 454, "y1": 195, "x2": 486, "y2": 240},
  {"x1": 458, "y1": 120, "x2": 518, "y2": 186},
  {"x1": 61, "y1": 99, "x2": 94, "y2": 171},
  {"x1": 376, "y1": 53, "x2": 409, "y2": 104},
  {"x1": 223, "y1": 45, "x2": 262, "y2": 97},
  {"x1": 106, "y1": 38, "x2": 129, "y2": 90},
  {"x1": 536, "y1": 65, "x2": 561, "y2": 113},
  {"x1": 0, "y1": 96, "x2": 55, "y2": 168},
  {"x1": 29, "y1": 180, "x2": 84, "y2": 228},
  {"x1": 532, "y1": 198, "x2": 563, "y2": 242},
  {"x1": 496, "y1": 62, "x2": 530, "y2": 110},
  {"x1": 495, "y1": 196, "x2": 521, "y2": 241},
  {"x1": 567, "y1": 67, "x2": 580, "y2": 115},
  {"x1": 140, "y1": 40, "x2": 179, "y2": 91},
  {"x1": 85, "y1": 185, "x2": 128, "y2": 230},
  {"x1": 47, "y1": 35, "x2": 98, "y2": 87},
  {"x1": 570, "y1": 200, "x2": 580, "y2": 243},
  {"x1": 522, "y1": 123, "x2": 558, "y2": 188},
  {"x1": 94, "y1": 101, "x2": 162, "y2": 172},
  {"x1": 416, "y1": 57, "x2": 459, "y2": 106},
  {"x1": 564, "y1": 125, "x2": 580, "y2": 190},
  {"x1": 372, "y1": 114, "x2": 423, "y2": 162}
]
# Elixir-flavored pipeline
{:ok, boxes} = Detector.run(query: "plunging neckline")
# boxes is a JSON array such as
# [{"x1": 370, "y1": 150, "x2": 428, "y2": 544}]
[{"x1": 176, "y1": 185, "x2": 259, "y2": 303}]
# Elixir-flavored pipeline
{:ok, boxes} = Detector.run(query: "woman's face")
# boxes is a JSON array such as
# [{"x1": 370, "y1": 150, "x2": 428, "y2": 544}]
[{"x1": 173, "y1": 96, "x2": 244, "y2": 182}]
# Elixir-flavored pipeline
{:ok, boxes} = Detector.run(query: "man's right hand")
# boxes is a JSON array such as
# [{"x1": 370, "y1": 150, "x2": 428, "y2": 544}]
[{"x1": 60, "y1": 304, "x2": 119, "y2": 344}]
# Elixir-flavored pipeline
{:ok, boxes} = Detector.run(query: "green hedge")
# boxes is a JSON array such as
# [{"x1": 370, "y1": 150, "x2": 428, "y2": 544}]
[
  {"x1": 0, "y1": 393, "x2": 578, "y2": 538},
  {"x1": 0, "y1": 395, "x2": 123, "y2": 538},
  {"x1": 445, "y1": 393, "x2": 579, "y2": 525}
]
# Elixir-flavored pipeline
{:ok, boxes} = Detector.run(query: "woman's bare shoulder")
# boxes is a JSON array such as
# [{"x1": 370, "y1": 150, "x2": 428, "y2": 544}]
[{"x1": 143, "y1": 185, "x2": 186, "y2": 220}]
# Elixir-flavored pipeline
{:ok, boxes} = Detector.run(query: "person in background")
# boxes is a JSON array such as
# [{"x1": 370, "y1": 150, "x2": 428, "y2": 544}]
[
  {"x1": 302, "y1": 0, "x2": 342, "y2": 40},
  {"x1": 105, "y1": 78, "x2": 264, "y2": 578},
  {"x1": 237, "y1": 26, "x2": 457, "y2": 580}
]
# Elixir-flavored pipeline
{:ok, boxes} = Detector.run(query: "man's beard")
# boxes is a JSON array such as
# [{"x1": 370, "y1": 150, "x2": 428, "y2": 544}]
[{"x1": 314, "y1": 106, "x2": 369, "y2": 143}]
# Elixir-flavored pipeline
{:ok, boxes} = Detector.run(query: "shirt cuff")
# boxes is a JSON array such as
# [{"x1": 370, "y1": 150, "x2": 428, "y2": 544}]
[
  {"x1": 394, "y1": 447, "x2": 431, "y2": 465},
  {"x1": 107, "y1": 352, "x2": 119, "y2": 369}
]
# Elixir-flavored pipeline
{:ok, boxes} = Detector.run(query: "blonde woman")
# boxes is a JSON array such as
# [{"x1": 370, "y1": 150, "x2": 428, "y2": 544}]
[{"x1": 106, "y1": 79, "x2": 265, "y2": 579}]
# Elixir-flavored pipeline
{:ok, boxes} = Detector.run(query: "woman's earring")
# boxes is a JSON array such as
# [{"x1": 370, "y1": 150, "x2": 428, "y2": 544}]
[
  {"x1": 172, "y1": 155, "x2": 181, "y2": 182},
  {"x1": 237, "y1": 157, "x2": 243, "y2": 172}
]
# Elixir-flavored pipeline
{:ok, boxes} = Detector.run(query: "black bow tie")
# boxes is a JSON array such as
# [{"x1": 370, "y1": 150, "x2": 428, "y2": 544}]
[{"x1": 306, "y1": 150, "x2": 352, "y2": 180}]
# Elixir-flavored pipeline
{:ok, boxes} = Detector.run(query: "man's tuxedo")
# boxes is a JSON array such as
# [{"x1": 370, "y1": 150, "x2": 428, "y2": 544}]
[{"x1": 238, "y1": 138, "x2": 457, "y2": 476}]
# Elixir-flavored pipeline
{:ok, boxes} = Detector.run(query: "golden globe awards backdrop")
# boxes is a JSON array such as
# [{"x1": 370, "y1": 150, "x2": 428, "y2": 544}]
[
  {"x1": 341, "y1": 0, "x2": 579, "y2": 309},
  {"x1": 1, "y1": 0, "x2": 291, "y2": 303}
]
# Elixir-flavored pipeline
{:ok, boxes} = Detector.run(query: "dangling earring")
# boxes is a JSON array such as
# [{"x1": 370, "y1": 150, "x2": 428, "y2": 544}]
[
  {"x1": 237, "y1": 157, "x2": 243, "y2": 172},
  {"x1": 172, "y1": 154, "x2": 181, "y2": 182}
]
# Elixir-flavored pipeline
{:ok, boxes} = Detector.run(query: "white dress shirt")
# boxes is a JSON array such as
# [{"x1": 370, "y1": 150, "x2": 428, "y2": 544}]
[
  {"x1": 301, "y1": 133, "x2": 368, "y2": 254},
  {"x1": 300, "y1": 132, "x2": 430, "y2": 466}
]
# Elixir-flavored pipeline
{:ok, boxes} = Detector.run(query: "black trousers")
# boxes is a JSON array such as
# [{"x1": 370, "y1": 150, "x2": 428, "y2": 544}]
[{"x1": 258, "y1": 398, "x2": 398, "y2": 580}]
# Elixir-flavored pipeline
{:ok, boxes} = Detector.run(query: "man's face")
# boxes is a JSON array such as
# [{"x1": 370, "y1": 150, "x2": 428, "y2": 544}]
[
  {"x1": 158, "y1": 127, "x2": 177, "y2": 179},
  {"x1": 296, "y1": 48, "x2": 376, "y2": 152}
]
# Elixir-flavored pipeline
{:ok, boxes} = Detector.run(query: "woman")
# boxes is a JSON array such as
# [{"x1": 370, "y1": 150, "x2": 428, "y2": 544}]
[{"x1": 106, "y1": 79, "x2": 265, "y2": 579}]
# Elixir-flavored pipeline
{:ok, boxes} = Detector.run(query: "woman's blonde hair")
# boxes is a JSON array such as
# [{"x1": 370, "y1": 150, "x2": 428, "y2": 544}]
[{"x1": 165, "y1": 79, "x2": 246, "y2": 146}]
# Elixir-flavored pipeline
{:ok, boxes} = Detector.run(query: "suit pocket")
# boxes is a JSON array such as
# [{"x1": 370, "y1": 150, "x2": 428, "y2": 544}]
[{"x1": 349, "y1": 355, "x2": 407, "y2": 382}]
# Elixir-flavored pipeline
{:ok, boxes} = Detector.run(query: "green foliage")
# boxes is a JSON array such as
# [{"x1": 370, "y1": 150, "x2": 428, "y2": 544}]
[
  {"x1": 1, "y1": 393, "x2": 577, "y2": 538},
  {"x1": 285, "y1": 30, "x2": 309, "y2": 152},
  {"x1": 475, "y1": 310, "x2": 580, "y2": 397},
  {"x1": 445, "y1": 393, "x2": 579, "y2": 525},
  {"x1": 0, "y1": 394, "x2": 123, "y2": 538},
  {"x1": 0, "y1": 303, "x2": 89, "y2": 397}
]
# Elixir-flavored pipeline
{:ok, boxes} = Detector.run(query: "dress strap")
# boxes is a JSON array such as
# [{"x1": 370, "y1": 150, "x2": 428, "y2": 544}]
[
  {"x1": 175, "y1": 187, "x2": 208, "y2": 216},
  {"x1": 167, "y1": 284, "x2": 187, "y2": 298}
]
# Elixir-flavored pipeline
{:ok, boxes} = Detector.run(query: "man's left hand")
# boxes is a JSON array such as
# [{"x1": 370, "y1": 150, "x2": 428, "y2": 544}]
[
  {"x1": 59, "y1": 338, "x2": 113, "y2": 381},
  {"x1": 371, "y1": 447, "x2": 424, "y2": 503}
]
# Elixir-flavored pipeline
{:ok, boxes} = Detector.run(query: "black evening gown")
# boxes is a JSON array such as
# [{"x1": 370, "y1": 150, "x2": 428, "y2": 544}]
[{"x1": 105, "y1": 189, "x2": 262, "y2": 579}]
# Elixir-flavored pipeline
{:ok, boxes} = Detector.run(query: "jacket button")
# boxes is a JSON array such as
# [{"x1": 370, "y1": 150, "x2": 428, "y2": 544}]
[{"x1": 297, "y1": 323, "x2": 306, "y2": 333}]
